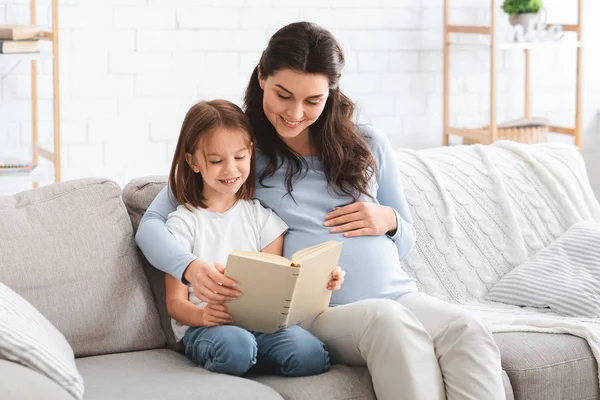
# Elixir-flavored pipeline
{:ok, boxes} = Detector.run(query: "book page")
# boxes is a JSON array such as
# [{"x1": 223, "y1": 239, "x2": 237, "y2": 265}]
[
  {"x1": 230, "y1": 250, "x2": 292, "y2": 267},
  {"x1": 287, "y1": 241, "x2": 342, "y2": 327},
  {"x1": 224, "y1": 253, "x2": 299, "y2": 333},
  {"x1": 290, "y1": 241, "x2": 333, "y2": 263}
]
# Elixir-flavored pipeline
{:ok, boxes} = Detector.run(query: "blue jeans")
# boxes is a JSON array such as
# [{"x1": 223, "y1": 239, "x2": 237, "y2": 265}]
[{"x1": 182, "y1": 324, "x2": 330, "y2": 377}]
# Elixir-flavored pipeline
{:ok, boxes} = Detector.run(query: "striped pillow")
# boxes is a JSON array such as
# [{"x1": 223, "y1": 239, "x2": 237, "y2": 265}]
[
  {"x1": 0, "y1": 283, "x2": 84, "y2": 399},
  {"x1": 486, "y1": 222, "x2": 600, "y2": 318}
]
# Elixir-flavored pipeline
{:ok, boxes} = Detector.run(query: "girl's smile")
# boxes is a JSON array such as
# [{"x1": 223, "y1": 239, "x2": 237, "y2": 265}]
[
  {"x1": 185, "y1": 128, "x2": 253, "y2": 212},
  {"x1": 218, "y1": 177, "x2": 241, "y2": 185}
]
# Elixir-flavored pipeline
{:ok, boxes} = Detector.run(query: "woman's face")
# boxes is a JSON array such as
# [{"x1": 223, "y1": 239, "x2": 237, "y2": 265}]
[{"x1": 259, "y1": 68, "x2": 329, "y2": 143}]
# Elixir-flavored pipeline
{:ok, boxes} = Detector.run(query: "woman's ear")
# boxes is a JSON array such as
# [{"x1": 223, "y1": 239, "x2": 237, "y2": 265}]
[
  {"x1": 258, "y1": 69, "x2": 265, "y2": 90},
  {"x1": 185, "y1": 153, "x2": 200, "y2": 173}
]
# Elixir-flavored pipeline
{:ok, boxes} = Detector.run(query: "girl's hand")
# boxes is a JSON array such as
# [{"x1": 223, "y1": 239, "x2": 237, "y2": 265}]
[
  {"x1": 324, "y1": 201, "x2": 397, "y2": 238},
  {"x1": 327, "y1": 266, "x2": 346, "y2": 291},
  {"x1": 202, "y1": 303, "x2": 233, "y2": 327},
  {"x1": 184, "y1": 259, "x2": 241, "y2": 304}
]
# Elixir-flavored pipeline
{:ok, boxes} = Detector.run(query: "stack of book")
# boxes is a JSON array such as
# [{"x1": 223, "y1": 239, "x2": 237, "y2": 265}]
[{"x1": 0, "y1": 24, "x2": 41, "y2": 54}]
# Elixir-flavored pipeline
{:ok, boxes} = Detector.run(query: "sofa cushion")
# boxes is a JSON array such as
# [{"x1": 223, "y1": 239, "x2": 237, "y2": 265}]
[
  {"x1": 0, "y1": 178, "x2": 165, "y2": 357},
  {"x1": 0, "y1": 283, "x2": 84, "y2": 400},
  {"x1": 252, "y1": 367, "x2": 514, "y2": 400},
  {"x1": 0, "y1": 360, "x2": 74, "y2": 400},
  {"x1": 251, "y1": 366, "x2": 375, "y2": 400},
  {"x1": 76, "y1": 349, "x2": 283, "y2": 400},
  {"x1": 494, "y1": 332, "x2": 599, "y2": 400},
  {"x1": 486, "y1": 222, "x2": 600, "y2": 317},
  {"x1": 122, "y1": 176, "x2": 181, "y2": 350}
]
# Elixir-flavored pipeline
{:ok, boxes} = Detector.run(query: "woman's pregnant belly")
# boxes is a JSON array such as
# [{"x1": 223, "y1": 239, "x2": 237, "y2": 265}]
[{"x1": 283, "y1": 228, "x2": 415, "y2": 305}]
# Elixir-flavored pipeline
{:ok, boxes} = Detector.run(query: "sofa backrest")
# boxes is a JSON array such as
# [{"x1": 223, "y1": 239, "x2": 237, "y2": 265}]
[
  {"x1": 122, "y1": 176, "x2": 180, "y2": 351},
  {"x1": 0, "y1": 178, "x2": 165, "y2": 357},
  {"x1": 397, "y1": 142, "x2": 600, "y2": 303}
]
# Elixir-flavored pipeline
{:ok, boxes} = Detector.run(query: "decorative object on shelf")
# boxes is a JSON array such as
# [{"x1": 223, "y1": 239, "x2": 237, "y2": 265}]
[
  {"x1": 443, "y1": 0, "x2": 583, "y2": 150},
  {"x1": 508, "y1": 12, "x2": 565, "y2": 43},
  {"x1": 502, "y1": 2, "x2": 565, "y2": 43},
  {"x1": 502, "y1": 0, "x2": 542, "y2": 27},
  {"x1": 478, "y1": 1, "x2": 564, "y2": 44},
  {"x1": 463, "y1": 117, "x2": 549, "y2": 145}
]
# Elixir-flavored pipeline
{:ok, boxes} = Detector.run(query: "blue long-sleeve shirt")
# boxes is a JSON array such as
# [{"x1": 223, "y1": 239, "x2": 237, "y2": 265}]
[{"x1": 136, "y1": 124, "x2": 418, "y2": 305}]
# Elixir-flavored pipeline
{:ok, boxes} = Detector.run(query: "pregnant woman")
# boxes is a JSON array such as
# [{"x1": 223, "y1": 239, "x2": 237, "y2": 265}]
[{"x1": 136, "y1": 21, "x2": 505, "y2": 400}]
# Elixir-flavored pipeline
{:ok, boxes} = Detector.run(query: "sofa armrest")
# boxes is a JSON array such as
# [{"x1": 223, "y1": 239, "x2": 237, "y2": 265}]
[{"x1": 0, "y1": 360, "x2": 74, "y2": 400}]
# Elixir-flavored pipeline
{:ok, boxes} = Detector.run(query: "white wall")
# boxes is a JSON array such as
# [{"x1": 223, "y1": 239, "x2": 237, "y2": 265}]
[{"x1": 0, "y1": 0, "x2": 599, "y2": 196}]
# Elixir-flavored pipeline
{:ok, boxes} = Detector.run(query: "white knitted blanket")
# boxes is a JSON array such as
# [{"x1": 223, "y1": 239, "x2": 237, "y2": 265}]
[{"x1": 397, "y1": 141, "x2": 600, "y2": 384}]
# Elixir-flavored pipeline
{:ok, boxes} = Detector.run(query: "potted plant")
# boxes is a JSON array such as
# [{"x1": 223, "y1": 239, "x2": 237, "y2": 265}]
[{"x1": 502, "y1": 0, "x2": 543, "y2": 27}]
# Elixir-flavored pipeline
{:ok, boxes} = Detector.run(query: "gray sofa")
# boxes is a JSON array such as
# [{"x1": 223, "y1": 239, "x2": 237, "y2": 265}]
[{"x1": 0, "y1": 173, "x2": 598, "y2": 400}]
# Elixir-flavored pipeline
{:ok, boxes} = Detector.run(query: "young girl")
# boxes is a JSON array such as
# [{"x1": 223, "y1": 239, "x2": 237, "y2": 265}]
[{"x1": 164, "y1": 99, "x2": 343, "y2": 378}]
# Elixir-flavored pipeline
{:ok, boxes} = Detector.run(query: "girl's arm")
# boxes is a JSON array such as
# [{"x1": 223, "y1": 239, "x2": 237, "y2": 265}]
[
  {"x1": 165, "y1": 274, "x2": 233, "y2": 327},
  {"x1": 261, "y1": 234, "x2": 284, "y2": 255},
  {"x1": 165, "y1": 274, "x2": 204, "y2": 326}
]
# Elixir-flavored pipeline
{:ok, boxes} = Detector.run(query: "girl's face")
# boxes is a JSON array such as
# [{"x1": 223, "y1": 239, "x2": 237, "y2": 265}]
[
  {"x1": 259, "y1": 68, "x2": 329, "y2": 144},
  {"x1": 186, "y1": 129, "x2": 252, "y2": 203}
]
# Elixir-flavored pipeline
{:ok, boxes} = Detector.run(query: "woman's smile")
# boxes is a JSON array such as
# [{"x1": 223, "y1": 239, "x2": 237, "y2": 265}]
[{"x1": 280, "y1": 116, "x2": 304, "y2": 128}]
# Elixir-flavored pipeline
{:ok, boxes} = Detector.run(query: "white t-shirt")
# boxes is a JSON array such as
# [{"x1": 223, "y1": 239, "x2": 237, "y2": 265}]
[{"x1": 165, "y1": 199, "x2": 288, "y2": 341}]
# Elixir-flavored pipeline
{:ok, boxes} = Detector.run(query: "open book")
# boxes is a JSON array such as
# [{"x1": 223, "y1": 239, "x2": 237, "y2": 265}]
[{"x1": 224, "y1": 241, "x2": 342, "y2": 333}]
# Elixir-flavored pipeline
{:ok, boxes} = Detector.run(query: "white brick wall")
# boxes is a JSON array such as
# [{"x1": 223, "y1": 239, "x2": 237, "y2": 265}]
[{"x1": 0, "y1": 0, "x2": 599, "y2": 198}]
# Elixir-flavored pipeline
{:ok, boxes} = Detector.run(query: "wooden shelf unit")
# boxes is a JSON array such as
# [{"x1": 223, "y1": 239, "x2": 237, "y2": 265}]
[
  {"x1": 1, "y1": 0, "x2": 60, "y2": 187},
  {"x1": 443, "y1": 0, "x2": 583, "y2": 150}
]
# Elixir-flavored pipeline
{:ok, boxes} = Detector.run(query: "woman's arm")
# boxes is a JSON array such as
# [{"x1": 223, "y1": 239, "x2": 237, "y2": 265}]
[
  {"x1": 323, "y1": 126, "x2": 416, "y2": 258},
  {"x1": 136, "y1": 186, "x2": 240, "y2": 302},
  {"x1": 135, "y1": 186, "x2": 196, "y2": 282},
  {"x1": 370, "y1": 127, "x2": 417, "y2": 259}
]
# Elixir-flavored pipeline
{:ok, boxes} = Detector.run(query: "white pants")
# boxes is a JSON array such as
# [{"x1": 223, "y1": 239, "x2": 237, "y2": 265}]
[{"x1": 300, "y1": 292, "x2": 505, "y2": 400}]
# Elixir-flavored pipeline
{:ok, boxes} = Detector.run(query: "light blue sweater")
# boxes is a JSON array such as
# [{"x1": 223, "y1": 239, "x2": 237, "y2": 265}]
[{"x1": 136, "y1": 125, "x2": 418, "y2": 305}]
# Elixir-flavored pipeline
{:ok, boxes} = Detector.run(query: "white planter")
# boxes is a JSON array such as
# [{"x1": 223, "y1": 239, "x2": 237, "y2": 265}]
[{"x1": 509, "y1": 12, "x2": 540, "y2": 28}]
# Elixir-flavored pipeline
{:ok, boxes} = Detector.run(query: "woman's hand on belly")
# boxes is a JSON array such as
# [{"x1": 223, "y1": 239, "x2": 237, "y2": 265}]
[{"x1": 324, "y1": 201, "x2": 397, "y2": 238}]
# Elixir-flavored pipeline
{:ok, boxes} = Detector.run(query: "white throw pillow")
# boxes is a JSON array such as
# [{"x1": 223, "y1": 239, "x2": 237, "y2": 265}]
[
  {"x1": 0, "y1": 283, "x2": 84, "y2": 399},
  {"x1": 486, "y1": 222, "x2": 600, "y2": 318}
]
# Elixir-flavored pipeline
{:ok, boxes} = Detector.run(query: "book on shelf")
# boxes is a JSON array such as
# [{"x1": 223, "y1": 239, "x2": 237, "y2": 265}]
[
  {"x1": 0, "y1": 40, "x2": 40, "y2": 54},
  {"x1": 0, "y1": 158, "x2": 36, "y2": 175},
  {"x1": 224, "y1": 240, "x2": 343, "y2": 333},
  {"x1": 0, "y1": 24, "x2": 41, "y2": 40}
]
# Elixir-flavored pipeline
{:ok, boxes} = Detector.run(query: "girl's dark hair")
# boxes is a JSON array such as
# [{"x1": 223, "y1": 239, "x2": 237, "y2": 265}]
[
  {"x1": 169, "y1": 100, "x2": 255, "y2": 209},
  {"x1": 243, "y1": 21, "x2": 376, "y2": 200}
]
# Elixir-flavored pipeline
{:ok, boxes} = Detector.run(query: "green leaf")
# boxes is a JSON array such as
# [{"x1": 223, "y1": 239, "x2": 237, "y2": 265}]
[{"x1": 502, "y1": 0, "x2": 542, "y2": 15}]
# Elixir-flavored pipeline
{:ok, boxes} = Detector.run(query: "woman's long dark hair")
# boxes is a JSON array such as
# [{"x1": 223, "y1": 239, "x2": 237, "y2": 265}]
[{"x1": 243, "y1": 21, "x2": 376, "y2": 200}]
